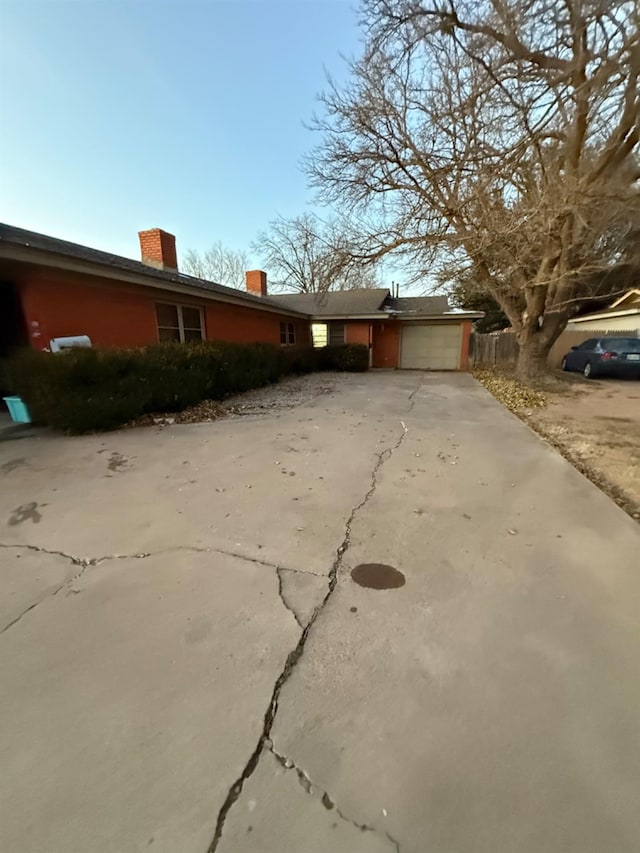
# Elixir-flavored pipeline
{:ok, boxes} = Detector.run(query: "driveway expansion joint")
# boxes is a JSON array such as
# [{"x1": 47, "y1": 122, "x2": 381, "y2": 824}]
[
  {"x1": 205, "y1": 379, "x2": 420, "y2": 852},
  {"x1": 267, "y1": 743, "x2": 401, "y2": 852}
]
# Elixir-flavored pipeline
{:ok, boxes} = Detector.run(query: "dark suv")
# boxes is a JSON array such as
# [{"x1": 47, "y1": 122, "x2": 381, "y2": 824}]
[{"x1": 562, "y1": 336, "x2": 640, "y2": 379}]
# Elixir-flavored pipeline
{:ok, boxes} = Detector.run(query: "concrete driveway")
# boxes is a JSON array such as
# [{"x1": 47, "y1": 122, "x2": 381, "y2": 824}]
[{"x1": 1, "y1": 371, "x2": 639, "y2": 853}]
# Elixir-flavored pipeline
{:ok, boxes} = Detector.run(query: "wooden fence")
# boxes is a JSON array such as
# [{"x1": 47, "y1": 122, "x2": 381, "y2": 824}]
[{"x1": 470, "y1": 328, "x2": 639, "y2": 370}]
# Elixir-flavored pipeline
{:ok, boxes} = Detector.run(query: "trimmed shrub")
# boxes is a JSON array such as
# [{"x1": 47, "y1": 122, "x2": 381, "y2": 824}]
[
  {"x1": 318, "y1": 344, "x2": 369, "y2": 372},
  {"x1": 3, "y1": 340, "x2": 366, "y2": 434},
  {"x1": 279, "y1": 345, "x2": 320, "y2": 375},
  {"x1": 4, "y1": 347, "x2": 152, "y2": 433}
]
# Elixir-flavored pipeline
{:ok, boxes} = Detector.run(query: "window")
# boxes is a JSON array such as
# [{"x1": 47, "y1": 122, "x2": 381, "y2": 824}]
[
  {"x1": 156, "y1": 303, "x2": 204, "y2": 343},
  {"x1": 280, "y1": 322, "x2": 296, "y2": 345},
  {"x1": 311, "y1": 323, "x2": 328, "y2": 348},
  {"x1": 576, "y1": 339, "x2": 597, "y2": 350},
  {"x1": 603, "y1": 338, "x2": 640, "y2": 351},
  {"x1": 311, "y1": 322, "x2": 346, "y2": 348},
  {"x1": 328, "y1": 323, "x2": 346, "y2": 346}
]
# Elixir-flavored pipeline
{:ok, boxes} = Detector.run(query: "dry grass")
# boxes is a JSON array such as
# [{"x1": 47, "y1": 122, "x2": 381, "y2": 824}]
[{"x1": 471, "y1": 366, "x2": 548, "y2": 412}]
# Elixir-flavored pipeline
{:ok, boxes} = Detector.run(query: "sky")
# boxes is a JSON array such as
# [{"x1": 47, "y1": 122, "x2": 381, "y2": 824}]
[{"x1": 0, "y1": 0, "x2": 363, "y2": 269}]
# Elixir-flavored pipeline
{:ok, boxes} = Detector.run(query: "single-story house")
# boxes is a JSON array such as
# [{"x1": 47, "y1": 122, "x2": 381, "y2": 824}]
[
  {"x1": 0, "y1": 224, "x2": 481, "y2": 371},
  {"x1": 268, "y1": 290, "x2": 479, "y2": 370},
  {"x1": 567, "y1": 290, "x2": 640, "y2": 333}
]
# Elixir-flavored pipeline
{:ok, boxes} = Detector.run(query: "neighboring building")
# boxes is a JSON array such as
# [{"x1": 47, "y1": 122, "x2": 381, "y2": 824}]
[
  {"x1": 567, "y1": 290, "x2": 640, "y2": 333},
  {"x1": 0, "y1": 224, "x2": 481, "y2": 370}
]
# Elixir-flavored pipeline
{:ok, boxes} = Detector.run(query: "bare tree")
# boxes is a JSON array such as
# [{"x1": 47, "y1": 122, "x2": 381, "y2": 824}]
[
  {"x1": 182, "y1": 242, "x2": 249, "y2": 289},
  {"x1": 307, "y1": 0, "x2": 640, "y2": 378},
  {"x1": 253, "y1": 213, "x2": 381, "y2": 293}
]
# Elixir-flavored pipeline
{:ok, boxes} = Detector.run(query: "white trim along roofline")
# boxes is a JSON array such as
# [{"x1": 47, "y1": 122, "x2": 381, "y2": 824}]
[
  {"x1": 568, "y1": 308, "x2": 640, "y2": 323},
  {"x1": 310, "y1": 312, "x2": 483, "y2": 321}
]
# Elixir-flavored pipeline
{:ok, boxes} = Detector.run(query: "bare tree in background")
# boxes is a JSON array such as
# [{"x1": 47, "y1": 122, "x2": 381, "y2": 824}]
[
  {"x1": 307, "y1": 0, "x2": 640, "y2": 378},
  {"x1": 182, "y1": 242, "x2": 249, "y2": 289},
  {"x1": 253, "y1": 213, "x2": 381, "y2": 293}
]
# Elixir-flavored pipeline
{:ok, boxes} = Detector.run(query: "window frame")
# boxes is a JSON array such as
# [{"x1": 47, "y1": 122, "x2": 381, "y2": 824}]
[
  {"x1": 279, "y1": 321, "x2": 296, "y2": 346},
  {"x1": 328, "y1": 322, "x2": 346, "y2": 346},
  {"x1": 156, "y1": 302, "x2": 205, "y2": 343}
]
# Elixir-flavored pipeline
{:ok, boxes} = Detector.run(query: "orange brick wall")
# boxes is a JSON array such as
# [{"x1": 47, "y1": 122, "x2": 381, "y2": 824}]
[
  {"x1": 459, "y1": 320, "x2": 473, "y2": 370},
  {"x1": 204, "y1": 302, "x2": 308, "y2": 346},
  {"x1": 345, "y1": 321, "x2": 371, "y2": 347},
  {"x1": 372, "y1": 321, "x2": 400, "y2": 368},
  {"x1": 16, "y1": 269, "x2": 306, "y2": 350}
]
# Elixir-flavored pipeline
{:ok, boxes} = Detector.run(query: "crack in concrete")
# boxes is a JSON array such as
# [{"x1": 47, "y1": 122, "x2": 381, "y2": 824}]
[
  {"x1": 276, "y1": 565, "x2": 327, "y2": 579},
  {"x1": 276, "y1": 567, "x2": 305, "y2": 629},
  {"x1": 209, "y1": 547, "x2": 324, "y2": 577},
  {"x1": 1, "y1": 541, "x2": 321, "y2": 576},
  {"x1": 0, "y1": 542, "x2": 323, "y2": 635},
  {"x1": 0, "y1": 541, "x2": 89, "y2": 565},
  {"x1": 268, "y1": 744, "x2": 400, "y2": 852},
  {"x1": 0, "y1": 542, "x2": 325, "y2": 640},
  {"x1": 206, "y1": 380, "x2": 420, "y2": 852},
  {"x1": 0, "y1": 548, "x2": 98, "y2": 634},
  {"x1": 1, "y1": 590, "x2": 66, "y2": 634}
]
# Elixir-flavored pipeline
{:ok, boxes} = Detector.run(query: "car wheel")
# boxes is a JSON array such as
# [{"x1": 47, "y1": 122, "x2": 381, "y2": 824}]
[
  {"x1": 583, "y1": 361, "x2": 594, "y2": 379},
  {"x1": 561, "y1": 357, "x2": 568, "y2": 371}
]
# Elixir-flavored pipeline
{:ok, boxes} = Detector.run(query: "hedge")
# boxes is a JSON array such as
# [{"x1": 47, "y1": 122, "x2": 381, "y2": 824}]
[
  {"x1": 3, "y1": 341, "x2": 368, "y2": 434},
  {"x1": 318, "y1": 343, "x2": 369, "y2": 372}
]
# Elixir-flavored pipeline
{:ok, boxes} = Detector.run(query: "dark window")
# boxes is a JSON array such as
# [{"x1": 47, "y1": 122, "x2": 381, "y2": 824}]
[
  {"x1": 577, "y1": 339, "x2": 597, "y2": 350},
  {"x1": 328, "y1": 323, "x2": 346, "y2": 346},
  {"x1": 280, "y1": 322, "x2": 296, "y2": 345},
  {"x1": 156, "y1": 303, "x2": 204, "y2": 343},
  {"x1": 183, "y1": 328, "x2": 204, "y2": 342},
  {"x1": 158, "y1": 327, "x2": 181, "y2": 343},
  {"x1": 603, "y1": 338, "x2": 640, "y2": 351}
]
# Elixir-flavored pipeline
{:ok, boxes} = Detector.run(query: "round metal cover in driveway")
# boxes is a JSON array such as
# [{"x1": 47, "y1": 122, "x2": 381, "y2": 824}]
[{"x1": 350, "y1": 563, "x2": 406, "y2": 589}]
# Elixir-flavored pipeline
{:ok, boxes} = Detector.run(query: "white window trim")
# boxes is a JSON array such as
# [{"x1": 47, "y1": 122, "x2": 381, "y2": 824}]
[{"x1": 157, "y1": 303, "x2": 205, "y2": 343}]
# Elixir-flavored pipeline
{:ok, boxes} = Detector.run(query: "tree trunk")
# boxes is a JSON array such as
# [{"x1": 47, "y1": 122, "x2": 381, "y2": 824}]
[{"x1": 515, "y1": 334, "x2": 553, "y2": 381}]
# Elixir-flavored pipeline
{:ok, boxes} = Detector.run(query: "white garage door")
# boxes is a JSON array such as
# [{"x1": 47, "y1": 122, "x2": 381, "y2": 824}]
[{"x1": 400, "y1": 323, "x2": 462, "y2": 370}]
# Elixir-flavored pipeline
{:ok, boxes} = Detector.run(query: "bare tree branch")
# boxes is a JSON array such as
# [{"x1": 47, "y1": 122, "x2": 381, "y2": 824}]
[
  {"x1": 182, "y1": 242, "x2": 249, "y2": 289},
  {"x1": 252, "y1": 213, "x2": 382, "y2": 293},
  {"x1": 307, "y1": 0, "x2": 640, "y2": 378}
]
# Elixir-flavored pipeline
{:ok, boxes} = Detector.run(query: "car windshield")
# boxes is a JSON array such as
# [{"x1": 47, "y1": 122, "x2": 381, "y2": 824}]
[{"x1": 603, "y1": 338, "x2": 640, "y2": 352}]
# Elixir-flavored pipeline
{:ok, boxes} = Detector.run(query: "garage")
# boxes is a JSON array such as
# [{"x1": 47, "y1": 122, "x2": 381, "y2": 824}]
[{"x1": 400, "y1": 323, "x2": 462, "y2": 370}]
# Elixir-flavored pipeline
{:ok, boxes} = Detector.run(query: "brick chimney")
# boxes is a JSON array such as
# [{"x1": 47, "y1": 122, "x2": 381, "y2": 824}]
[
  {"x1": 246, "y1": 269, "x2": 267, "y2": 297},
  {"x1": 138, "y1": 228, "x2": 178, "y2": 271}
]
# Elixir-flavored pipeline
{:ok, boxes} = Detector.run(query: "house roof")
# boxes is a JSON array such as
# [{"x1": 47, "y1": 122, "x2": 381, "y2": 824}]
[
  {"x1": 610, "y1": 289, "x2": 640, "y2": 309},
  {"x1": 0, "y1": 224, "x2": 308, "y2": 317},
  {"x1": 269, "y1": 290, "x2": 454, "y2": 318},
  {"x1": 386, "y1": 295, "x2": 450, "y2": 314},
  {"x1": 269, "y1": 289, "x2": 391, "y2": 316},
  {"x1": 569, "y1": 289, "x2": 640, "y2": 324},
  {"x1": 0, "y1": 223, "x2": 481, "y2": 322}
]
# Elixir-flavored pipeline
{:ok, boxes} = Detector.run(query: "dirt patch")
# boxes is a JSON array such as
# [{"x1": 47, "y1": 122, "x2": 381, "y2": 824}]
[
  {"x1": 474, "y1": 367, "x2": 640, "y2": 522},
  {"x1": 223, "y1": 372, "x2": 343, "y2": 416},
  {"x1": 526, "y1": 379, "x2": 640, "y2": 521}
]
